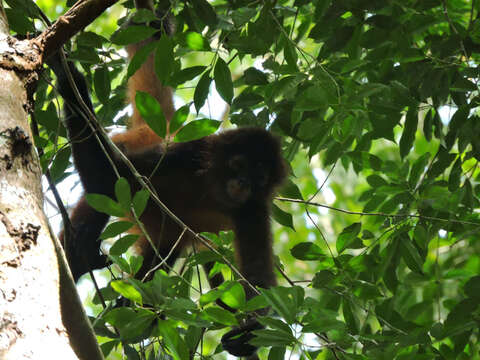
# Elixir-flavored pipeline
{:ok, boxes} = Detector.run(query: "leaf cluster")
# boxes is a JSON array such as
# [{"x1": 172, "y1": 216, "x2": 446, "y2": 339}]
[{"x1": 10, "y1": 0, "x2": 480, "y2": 358}]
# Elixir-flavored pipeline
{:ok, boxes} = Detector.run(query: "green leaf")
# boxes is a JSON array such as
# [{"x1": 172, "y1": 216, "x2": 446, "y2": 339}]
[
  {"x1": 199, "y1": 289, "x2": 222, "y2": 306},
  {"x1": 191, "y1": 0, "x2": 218, "y2": 27},
  {"x1": 367, "y1": 174, "x2": 388, "y2": 188},
  {"x1": 111, "y1": 25, "x2": 157, "y2": 45},
  {"x1": 363, "y1": 194, "x2": 386, "y2": 212},
  {"x1": 194, "y1": 72, "x2": 212, "y2": 113},
  {"x1": 337, "y1": 223, "x2": 362, "y2": 253},
  {"x1": 174, "y1": 119, "x2": 220, "y2": 142},
  {"x1": 259, "y1": 317, "x2": 293, "y2": 335},
  {"x1": 279, "y1": 179, "x2": 303, "y2": 200},
  {"x1": 5, "y1": 8, "x2": 35, "y2": 34},
  {"x1": 170, "y1": 105, "x2": 190, "y2": 134},
  {"x1": 100, "y1": 221, "x2": 134, "y2": 240},
  {"x1": 219, "y1": 282, "x2": 246, "y2": 309},
  {"x1": 284, "y1": 38, "x2": 298, "y2": 70},
  {"x1": 312, "y1": 270, "x2": 335, "y2": 288},
  {"x1": 464, "y1": 275, "x2": 480, "y2": 299},
  {"x1": 409, "y1": 153, "x2": 430, "y2": 188},
  {"x1": 115, "y1": 177, "x2": 132, "y2": 211},
  {"x1": 249, "y1": 329, "x2": 295, "y2": 347},
  {"x1": 354, "y1": 280, "x2": 382, "y2": 300},
  {"x1": 93, "y1": 66, "x2": 110, "y2": 104},
  {"x1": 184, "y1": 32, "x2": 211, "y2": 51},
  {"x1": 261, "y1": 286, "x2": 304, "y2": 324},
  {"x1": 232, "y1": 7, "x2": 257, "y2": 27},
  {"x1": 109, "y1": 255, "x2": 131, "y2": 274},
  {"x1": 244, "y1": 294, "x2": 269, "y2": 312},
  {"x1": 399, "y1": 107, "x2": 418, "y2": 159},
  {"x1": 154, "y1": 36, "x2": 174, "y2": 83},
  {"x1": 271, "y1": 204, "x2": 294, "y2": 230},
  {"x1": 132, "y1": 189, "x2": 150, "y2": 217},
  {"x1": 129, "y1": 255, "x2": 143, "y2": 276},
  {"x1": 49, "y1": 147, "x2": 71, "y2": 182},
  {"x1": 124, "y1": 345, "x2": 140, "y2": 360},
  {"x1": 130, "y1": 8, "x2": 157, "y2": 24},
  {"x1": 342, "y1": 298, "x2": 359, "y2": 334},
  {"x1": 244, "y1": 67, "x2": 269, "y2": 85},
  {"x1": 119, "y1": 309, "x2": 156, "y2": 342},
  {"x1": 295, "y1": 85, "x2": 328, "y2": 111},
  {"x1": 445, "y1": 105, "x2": 469, "y2": 149},
  {"x1": 135, "y1": 91, "x2": 166, "y2": 138},
  {"x1": 86, "y1": 194, "x2": 125, "y2": 217},
  {"x1": 127, "y1": 41, "x2": 156, "y2": 78},
  {"x1": 448, "y1": 158, "x2": 462, "y2": 192},
  {"x1": 77, "y1": 32, "x2": 107, "y2": 48},
  {"x1": 36, "y1": 102, "x2": 60, "y2": 134},
  {"x1": 204, "y1": 307, "x2": 238, "y2": 325},
  {"x1": 157, "y1": 321, "x2": 189, "y2": 360},
  {"x1": 290, "y1": 242, "x2": 325, "y2": 261},
  {"x1": 110, "y1": 234, "x2": 139, "y2": 256},
  {"x1": 423, "y1": 108, "x2": 434, "y2": 141},
  {"x1": 100, "y1": 341, "x2": 117, "y2": 358},
  {"x1": 111, "y1": 280, "x2": 143, "y2": 304},
  {"x1": 427, "y1": 147, "x2": 456, "y2": 179},
  {"x1": 399, "y1": 234, "x2": 424, "y2": 274},
  {"x1": 170, "y1": 66, "x2": 206, "y2": 88},
  {"x1": 354, "y1": 83, "x2": 389, "y2": 101},
  {"x1": 268, "y1": 347, "x2": 286, "y2": 360},
  {"x1": 104, "y1": 307, "x2": 137, "y2": 327},
  {"x1": 214, "y1": 58, "x2": 233, "y2": 104}
]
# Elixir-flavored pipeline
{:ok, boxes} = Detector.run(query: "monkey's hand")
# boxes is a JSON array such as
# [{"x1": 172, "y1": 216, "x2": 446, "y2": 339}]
[{"x1": 221, "y1": 318, "x2": 263, "y2": 357}]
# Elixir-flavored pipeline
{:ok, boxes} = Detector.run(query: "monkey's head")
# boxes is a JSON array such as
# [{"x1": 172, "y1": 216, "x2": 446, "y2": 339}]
[{"x1": 209, "y1": 128, "x2": 287, "y2": 209}]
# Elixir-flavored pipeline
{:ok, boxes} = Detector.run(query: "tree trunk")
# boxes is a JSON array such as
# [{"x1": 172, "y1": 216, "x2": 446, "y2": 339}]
[{"x1": 0, "y1": 7, "x2": 103, "y2": 360}]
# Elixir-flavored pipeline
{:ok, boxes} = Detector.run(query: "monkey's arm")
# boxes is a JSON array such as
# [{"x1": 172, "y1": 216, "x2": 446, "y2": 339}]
[
  {"x1": 232, "y1": 204, "x2": 277, "y2": 298},
  {"x1": 222, "y1": 203, "x2": 276, "y2": 358},
  {"x1": 48, "y1": 56, "x2": 119, "y2": 198}
]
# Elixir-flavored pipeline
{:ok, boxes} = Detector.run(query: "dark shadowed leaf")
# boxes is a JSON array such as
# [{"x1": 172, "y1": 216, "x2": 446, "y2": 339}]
[
  {"x1": 194, "y1": 72, "x2": 212, "y2": 113},
  {"x1": 170, "y1": 105, "x2": 190, "y2": 134},
  {"x1": 214, "y1": 58, "x2": 233, "y2": 104},
  {"x1": 93, "y1": 66, "x2": 110, "y2": 104},
  {"x1": 111, "y1": 26, "x2": 157, "y2": 45},
  {"x1": 271, "y1": 204, "x2": 294, "y2": 229},
  {"x1": 155, "y1": 36, "x2": 174, "y2": 83},
  {"x1": 399, "y1": 107, "x2": 418, "y2": 158},
  {"x1": 290, "y1": 242, "x2": 325, "y2": 261}
]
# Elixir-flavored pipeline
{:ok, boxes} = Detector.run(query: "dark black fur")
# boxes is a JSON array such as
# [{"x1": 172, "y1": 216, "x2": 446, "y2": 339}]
[{"x1": 48, "y1": 53, "x2": 286, "y2": 358}]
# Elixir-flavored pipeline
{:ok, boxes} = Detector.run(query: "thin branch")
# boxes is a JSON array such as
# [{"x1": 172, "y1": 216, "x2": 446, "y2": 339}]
[
  {"x1": 276, "y1": 197, "x2": 480, "y2": 226},
  {"x1": 35, "y1": 0, "x2": 120, "y2": 61}
]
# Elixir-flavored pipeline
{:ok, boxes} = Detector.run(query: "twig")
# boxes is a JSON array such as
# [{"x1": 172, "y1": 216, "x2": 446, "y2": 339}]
[
  {"x1": 276, "y1": 197, "x2": 480, "y2": 226},
  {"x1": 36, "y1": 0, "x2": 120, "y2": 61}
]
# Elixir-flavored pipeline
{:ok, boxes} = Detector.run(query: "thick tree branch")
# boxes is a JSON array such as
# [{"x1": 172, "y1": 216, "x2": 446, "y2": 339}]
[{"x1": 36, "y1": 0, "x2": 119, "y2": 61}]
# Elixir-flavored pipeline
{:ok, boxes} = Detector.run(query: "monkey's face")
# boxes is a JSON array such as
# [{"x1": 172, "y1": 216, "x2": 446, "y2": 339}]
[
  {"x1": 221, "y1": 154, "x2": 272, "y2": 207},
  {"x1": 208, "y1": 128, "x2": 287, "y2": 210}
]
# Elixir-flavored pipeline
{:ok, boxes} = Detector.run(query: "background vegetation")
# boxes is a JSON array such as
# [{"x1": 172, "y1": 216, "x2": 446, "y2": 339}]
[{"x1": 7, "y1": 0, "x2": 480, "y2": 358}]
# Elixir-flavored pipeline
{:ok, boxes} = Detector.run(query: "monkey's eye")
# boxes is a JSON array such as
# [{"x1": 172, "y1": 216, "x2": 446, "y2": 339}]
[{"x1": 228, "y1": 155, "x2": 247, "y2": 172}]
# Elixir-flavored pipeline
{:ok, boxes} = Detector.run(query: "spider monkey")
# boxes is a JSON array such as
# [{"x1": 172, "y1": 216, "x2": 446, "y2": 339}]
[{"x1": 49, "y1": 6, "x2": 286, "y2": 359}]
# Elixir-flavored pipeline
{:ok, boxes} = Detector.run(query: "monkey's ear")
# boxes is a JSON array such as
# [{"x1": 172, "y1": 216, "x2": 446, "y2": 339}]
[{"x1": 221, "y1": 318, "x2": 263, "y2": 357}]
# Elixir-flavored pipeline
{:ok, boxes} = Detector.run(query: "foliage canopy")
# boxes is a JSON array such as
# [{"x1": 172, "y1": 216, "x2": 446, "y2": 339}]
[{"x1": 8, "y1": 0, "x2": 480, "y2": 359}]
